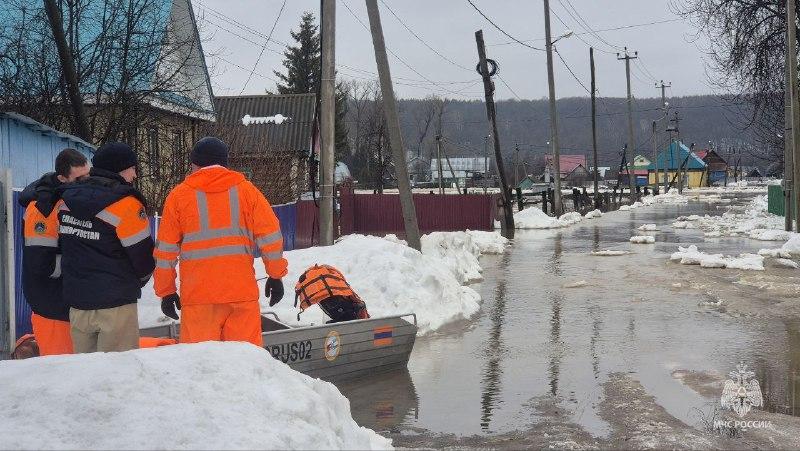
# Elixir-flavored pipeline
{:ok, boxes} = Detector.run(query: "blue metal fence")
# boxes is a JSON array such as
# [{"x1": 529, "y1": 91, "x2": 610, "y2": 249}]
[{"x1": 12, "y1": 199, "x2": 300, "y2": 339}]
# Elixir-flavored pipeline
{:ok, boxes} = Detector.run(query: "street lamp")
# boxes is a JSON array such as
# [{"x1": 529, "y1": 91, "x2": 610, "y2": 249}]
[{"x1": 544, "y1": 0, "x2": 573, "y2": 215}]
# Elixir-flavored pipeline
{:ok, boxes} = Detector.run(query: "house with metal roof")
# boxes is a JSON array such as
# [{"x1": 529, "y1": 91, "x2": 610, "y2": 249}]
[
  {"x1": 647, "y1": 141, "x2": 708, "y2": 188},
  {"x1": 0, "y1": 112, "x2": 95, "y2": 188},
  {"x1": 214, "y1": 93, "x2": 317, "y2": 203}
]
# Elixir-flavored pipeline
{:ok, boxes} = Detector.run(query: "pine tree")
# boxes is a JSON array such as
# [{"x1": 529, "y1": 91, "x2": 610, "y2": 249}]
[{"x1": 273, "y1": 12, "x2": 349, "y2": 162}]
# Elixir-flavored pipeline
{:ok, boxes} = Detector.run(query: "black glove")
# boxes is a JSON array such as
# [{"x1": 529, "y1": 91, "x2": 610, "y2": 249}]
[
  {"x1": 265, "y1": 278, "x2": 284, "y2": 306},
  {"x1": 161, "y1": 293, "x2": 181, "y2": 320}
]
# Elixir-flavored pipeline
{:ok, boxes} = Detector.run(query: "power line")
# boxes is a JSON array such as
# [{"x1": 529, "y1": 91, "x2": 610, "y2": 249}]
[
  {"x1": 195, "y1": 0, "x2": 290, "y2": 48},
  {"x1": 486, "y1": 17, "x2": 683, "y2": 47},
  {"x1": 378, "y1": 0, "x2": 473, "y2": 72},
  {"x1": 496, "y1": 74, "x2": 522, "y2": 101},
  {"x1": 239, "y1": 0, "x2": 286, "y2": 94},
  {"x1": 553, "y1": 47, "x2": 591, "y2": 95},
  {"x1": 550, "y1": 5, "x2": 616, "y2": 55},
  {"x1": 634, "y1": 57, "x2": 660, "y2": 82},
  {"x1": 464, "y1": 0, "x2": 544, "y2": 51},
  {"x1": 339, "y1": 0, "x2": 472, "y2": 98},
  {"x1": 560, "y1": 0, "x2": 623, "y2": 51}
]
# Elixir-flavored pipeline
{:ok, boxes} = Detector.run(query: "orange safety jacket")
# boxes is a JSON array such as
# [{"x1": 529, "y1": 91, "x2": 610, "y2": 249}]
[
  {"x1": 153, "y1": 166, "x2": 287, "y2": 305},
  {"x1": 294, "y1": 265, "x2": 363, "y2": 313}
]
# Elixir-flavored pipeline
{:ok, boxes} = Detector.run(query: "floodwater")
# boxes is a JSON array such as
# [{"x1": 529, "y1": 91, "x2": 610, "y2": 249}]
[{"x1": 338, "y1": 195, "x2": 800, "y2": 439}]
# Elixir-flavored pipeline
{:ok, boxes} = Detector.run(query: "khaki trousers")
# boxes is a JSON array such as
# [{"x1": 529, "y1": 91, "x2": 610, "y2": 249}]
[{"x1": 70, "y1": 304, "x2": 139, "y2": 353}]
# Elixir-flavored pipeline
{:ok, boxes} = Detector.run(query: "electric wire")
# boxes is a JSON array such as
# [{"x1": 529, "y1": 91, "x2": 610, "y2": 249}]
[
  {"x1": 560, "y1": 0, "x2": 623, "y2": 51},
  {"x1": 553, "y1": 47, "x2": 591, "y2": 95},
  {"x1": 464, "y1": 0, "x2": 545, "y2": 51},
  {"x1": 239, "y1": 0, "x2": 287, "y2": 94}
]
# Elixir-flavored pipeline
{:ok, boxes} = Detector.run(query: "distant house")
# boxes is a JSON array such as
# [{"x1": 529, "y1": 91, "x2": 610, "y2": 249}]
[
  {"x1": 565, "y1": 163, "x2": 590, "y2": 186},
  {"x1": 647, "y1": 141, "x2": 708, "y2": 188},
  {"x1": 430, "y1": 156, "x2": 489, "y2": 187},
  {"x1": 694, "y1": 149, "x2": 728, "y2": 184},
  {"x1": 214, "y1": 93, "x2": 317, "y2": 204},
  {"x1": 0, "y1": 112, "x2": 95, "y2": 188},
  {"x1": 545, "y1": 155, "x2": 587, "y2": 181},
  {"x1": 623, "y1": 155, "x2": 651, "y2": 186}
]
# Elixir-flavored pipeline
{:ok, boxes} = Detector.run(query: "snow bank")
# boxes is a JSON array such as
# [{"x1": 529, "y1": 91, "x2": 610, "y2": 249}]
[
  {"x1": 758, "y1": 233, "x2": 800, "y2": 259},
  {"x1": 667, "y1": 195, "x2": 783, "y2": 239},
  {"x1": 775, "y1": 258, "x2": 799, "y2": 269},
  {"x1": 638, "y1": 223, "x2": 658, "y2": 231},
  {"x1": 514, "y1": 208, "x2": 583, "y2": 229},
  {"x1": 670, "y1": 245, "x2": 764, "y2": 271},
  {"x1": 630, "y1": 235, "x2": 655, "y2": 244},
  {"x1": 748, "y1": 229, "x2": 791, "y2": 241},
  {"x1": 584, "y1": 209, "x2": 603, "y2": 219},
  {"x1": 0, "y1": 342, "x2": 392, "y2": 450},
  {"x1": 142, "y1": 233, "x2": 491, "y2": 335},
  {"x1": 464, "y1": 230, "x2": 509, "y2": 255}
]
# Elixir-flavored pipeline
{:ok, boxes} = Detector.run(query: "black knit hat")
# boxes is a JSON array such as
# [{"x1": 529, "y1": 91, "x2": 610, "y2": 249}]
[
  {"x1": 92, "y1": 142, "x2": 138, "y2": 173},
  {"x1": 191, "y1": 137, "x2": 229, "y2": 167}
]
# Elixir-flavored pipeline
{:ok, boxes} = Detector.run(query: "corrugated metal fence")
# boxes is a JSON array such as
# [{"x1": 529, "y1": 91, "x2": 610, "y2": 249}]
[{"x1": 767, "y1": 184, "x2": 797, "y2": 221}]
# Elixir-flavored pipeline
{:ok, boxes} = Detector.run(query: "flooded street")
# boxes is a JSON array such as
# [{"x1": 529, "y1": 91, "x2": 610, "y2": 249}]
[{"x1": 339, "y1": 195, "x2": 800, "y2": 447}]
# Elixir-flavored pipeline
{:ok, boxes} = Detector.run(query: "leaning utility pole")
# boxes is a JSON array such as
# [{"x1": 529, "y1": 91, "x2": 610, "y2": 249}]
[
  {"x1": 590, "y1": 47, "x2": 599, "y2": 201},
  {"x1": 543, "y1": 0, "x2": 563, "y2": 215},
  {"x1": 785, "y1": 30, "x2": 794, "y2": 231},
  {"x1": 365, "y1": 0, "x2": 421, "y2": 250},
  {"x1": 618, "y1": 47, "x2": 638, "y2": 201},
  {"x1": 788, "y1": 0, "x2": 800, "y2": 232},
  {"x1": 318, "y1": 0, "x2": 336, "y2": 246},
  {"x1": 475, "y1": 30, "x2": 514, "y2": 239},
  {"x1": 44, "y1": 0, "x2": 91, "y2": 142}
]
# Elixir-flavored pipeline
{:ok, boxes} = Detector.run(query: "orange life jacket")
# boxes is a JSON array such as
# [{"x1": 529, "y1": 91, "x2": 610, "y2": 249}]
[{"x1": 294, "y1": 265, "x2": 369, "y2": 319}]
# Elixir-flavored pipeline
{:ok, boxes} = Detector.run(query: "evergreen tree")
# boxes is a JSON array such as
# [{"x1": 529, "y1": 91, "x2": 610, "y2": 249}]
[{"x1": 274, "y1": 12, "x2": 349, "y2": 162}]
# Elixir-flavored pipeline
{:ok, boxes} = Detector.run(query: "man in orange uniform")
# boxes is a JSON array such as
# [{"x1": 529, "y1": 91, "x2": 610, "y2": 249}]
[
  {"x1": 153, "y1": 137, "x2": 287, "y2": 346},
  {"x1": 19, "y1": 149, "x2": 90, "y2": 355}
]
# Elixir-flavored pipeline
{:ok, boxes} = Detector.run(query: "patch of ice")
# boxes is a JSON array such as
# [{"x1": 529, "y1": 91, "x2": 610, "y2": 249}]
[
  {"x1": 638, "y1": 223, "x2": 658, "y2": 231},
  {"x1": 0, "y1": 342, "x2": 392, "y2": 450},
  {"x1": 670, "y1": 245, "x2": 764, "y2": 271},
  {"x1": 630, "y1": 235, "x2": 656, "y2": 244},
  {"x1": 749, "y1": 229, "x2": 792, "y2": 241},
  {"x1": 591, "y1": 249, "x2": 629, "y2": 256},
  {"x1": 562, "y1": 280, "x2": 588, "y2": 288},
  {"x1": 775, "y1": 258, "x2": 799, "y2": 269}
]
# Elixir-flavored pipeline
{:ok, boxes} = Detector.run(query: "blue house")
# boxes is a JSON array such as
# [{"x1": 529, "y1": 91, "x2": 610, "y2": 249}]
[
  {"x1": 0, "y1": 112, "x2": 95, "y2": 188},
  {"x1": 647, "y1": 141, "x2": 708, "y2": 188}
]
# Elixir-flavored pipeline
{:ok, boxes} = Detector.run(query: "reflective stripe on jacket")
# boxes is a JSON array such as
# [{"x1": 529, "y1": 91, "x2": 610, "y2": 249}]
[{"x1": 153, "y1": 166, "x2": 287, "y2": 306}]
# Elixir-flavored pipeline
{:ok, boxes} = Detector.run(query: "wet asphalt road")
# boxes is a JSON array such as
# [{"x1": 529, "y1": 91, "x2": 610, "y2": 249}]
[{"x1": 338, "y1": 195, "x2": 800, "y2": 440}]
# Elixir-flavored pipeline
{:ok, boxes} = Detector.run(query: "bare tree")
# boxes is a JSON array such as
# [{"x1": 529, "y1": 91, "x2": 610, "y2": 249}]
[
  {"x1": 674, "y1": 0, "x2": 789, "y2": 164},
  {"x1": 345, "y1": 80, "x2": 392, "y2": 192}
]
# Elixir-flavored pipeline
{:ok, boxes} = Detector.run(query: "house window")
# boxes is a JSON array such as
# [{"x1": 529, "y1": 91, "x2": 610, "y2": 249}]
[{"x1": 148, "y1": 127, "x2": 159, "y2": 177}]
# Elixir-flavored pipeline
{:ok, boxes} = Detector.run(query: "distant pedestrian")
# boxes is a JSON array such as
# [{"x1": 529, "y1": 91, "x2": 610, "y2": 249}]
[
  {"x1": 19, "y1": 149, "x2": 89, "y2": 355},
  {"x1": 58, "y1": 142, "x2": 155, "y2": 353}
]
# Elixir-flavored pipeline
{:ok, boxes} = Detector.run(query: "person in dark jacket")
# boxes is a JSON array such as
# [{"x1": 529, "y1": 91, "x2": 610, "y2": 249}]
[
  {"x1": 58, "y1": 142, "x2": 155, "y2": 353},
  {"x1": 19, "y1": 149, "x2": 89, "y2": 356}
]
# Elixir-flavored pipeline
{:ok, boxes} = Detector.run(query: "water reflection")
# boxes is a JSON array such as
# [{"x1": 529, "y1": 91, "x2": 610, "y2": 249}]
[
  {"x1": 549, "y1": 292, "x2": 563, "y2": 397},
  {"x1": 588, "y1": 305, "x2": 602, "y2": 380},
  {"x1": 335, "y1": 369, "x2": 419, "y2": 432},
  {"x1": 548, "y1": 232, "x2": 563, "y2": 276},
  {"x1": 479, "y1": 253, "x2": 511, "y2": 431}
]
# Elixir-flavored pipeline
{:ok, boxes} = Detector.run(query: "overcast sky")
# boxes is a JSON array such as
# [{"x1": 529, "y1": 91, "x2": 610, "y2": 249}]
[{"x1": 195, "y1": 0, "x2": 714, "y2": 101}]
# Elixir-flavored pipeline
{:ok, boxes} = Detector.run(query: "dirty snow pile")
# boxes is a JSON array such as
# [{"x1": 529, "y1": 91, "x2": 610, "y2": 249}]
[
  {"x1": 0, "y1": 342, "x2": 392, "y2": 450},
  {"x1": 584, "y1": 209, "x2": 603, "y2": 219},
  {"x1": 618, "y1": 201, "x2": 645, "y2": 211},
  {"x1": 638, "y1": 223, "x2": 658, "y2": 231},
  {"x1": 669, "y1": 195, "x2": 785, "y2": 239},
  {"x1": 758, "y1": 233, "x2": 800, "y2": 259},
  {"x1": 514, "y1": 208, "x2": 583, "y2": 229},
  {"x1": 630, "y1": 235, "x2": 656, "y2": 244},
  {"x1": 641, "y1": 191, "x2": 690, "y2": 205},
  {"x1": 141, "y1": 231, "x2": 506, "y2": 335},
  {"x1": 670, "y1": 245, "x2": 765, "y2": 270},
  {"x1": 591, "y1": 249, "x2": 629, "y2": 256}
]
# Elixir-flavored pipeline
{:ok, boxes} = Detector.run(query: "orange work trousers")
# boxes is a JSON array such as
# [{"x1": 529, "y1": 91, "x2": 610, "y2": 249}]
[
  {"x1": 30, "y1": 313, "x2": 73, "y2": 356},
  {"x1": 180, "y1": 301, "x2": 263, "y2": 347}
]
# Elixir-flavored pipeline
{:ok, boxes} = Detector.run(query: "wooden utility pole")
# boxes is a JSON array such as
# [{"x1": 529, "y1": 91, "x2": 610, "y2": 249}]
[
  {"x1": 789, "y1": 0, "x2": 800, "y2": 232},
  {"x1": 365, "y1": 0, "x2": 421, "y2": 250},
  {"x1": 436, "y1": 134, "x2": 444, "y2": 194},
  {"x1": 785, "y1": 35, "x2": 794, "y2": 231},
  {"x1": 655, "y1": 80, "x2": 671, "y2": 190},
  {"x1": 618, "y1": 47, "x2": 638, "y2": 201},
  {"x1": 475, "y1": 30, "x2": 514, "y2": 239},
  {"x1": 656, "y1": 80, "x2": 671, "y2": 108},
  {"x1": 543, "y1": 0, "x2": 563, "y2": 215},
  {"x1": 43, "y1": 0, "x2": 91, "y2": 142},
  {"x1": 652, "y1": 120, "x2": 658, "y2": 189},
  {"x1": 319, "y1": 0, "x2": 336, "y2": 246},
  {"x1": 590, "y1": 47, "x2": 599, "y2": 201}
]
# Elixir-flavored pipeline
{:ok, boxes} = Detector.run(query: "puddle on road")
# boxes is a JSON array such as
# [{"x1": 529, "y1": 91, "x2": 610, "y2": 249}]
[{"x1": 338, "y1": 195, "x2": 800, "y2": 438}]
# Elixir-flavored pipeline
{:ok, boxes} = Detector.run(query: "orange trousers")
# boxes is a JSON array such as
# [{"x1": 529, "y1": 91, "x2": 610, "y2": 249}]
[
  {"x1": 30, "y1": 313, "x2": 73, "y2": 356},
  {"x1": 180, "y1": 301, "x2": 263, "y2": 346}
]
